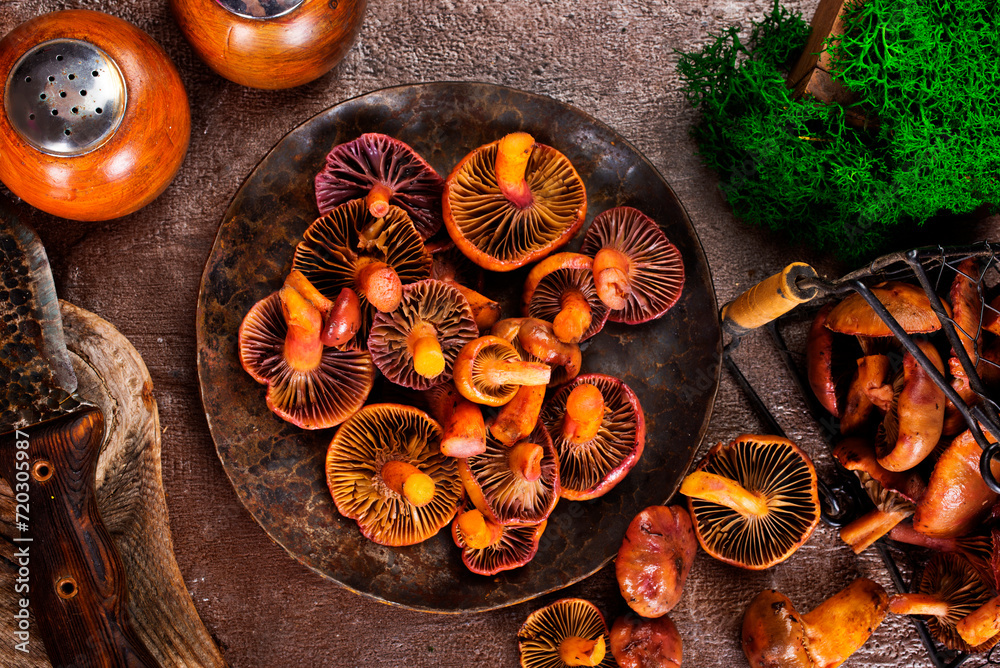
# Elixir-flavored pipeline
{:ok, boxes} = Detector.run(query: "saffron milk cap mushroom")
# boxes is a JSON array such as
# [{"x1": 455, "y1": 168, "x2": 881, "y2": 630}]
[
  {"x1": 443, "y1": 132, "x2": 587, "y2": 271},
  {"x1": 681, "y1": 434, "x2": 820, "y2": 569}
]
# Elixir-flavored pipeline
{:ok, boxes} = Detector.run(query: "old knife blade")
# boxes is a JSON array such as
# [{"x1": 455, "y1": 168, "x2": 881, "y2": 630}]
[{"x1": 0, "y1": 211, "x2": 157, "y2": 667}]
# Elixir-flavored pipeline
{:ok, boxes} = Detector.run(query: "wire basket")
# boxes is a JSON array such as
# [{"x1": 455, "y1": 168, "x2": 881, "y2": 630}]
[{"x1": 721, "y1": 242, "x2": 1000, "y2": 668}]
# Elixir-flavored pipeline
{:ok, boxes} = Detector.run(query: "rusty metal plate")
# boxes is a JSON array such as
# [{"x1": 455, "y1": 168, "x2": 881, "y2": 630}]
[{"x1": 196, "y1": 82, "x2": 721, "y2": 613}]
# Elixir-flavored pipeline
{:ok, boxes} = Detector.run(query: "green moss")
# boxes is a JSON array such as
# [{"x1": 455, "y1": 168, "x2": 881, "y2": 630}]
[{"x1": 678, "y1": 0, "x2": 1000, "y2": 261}]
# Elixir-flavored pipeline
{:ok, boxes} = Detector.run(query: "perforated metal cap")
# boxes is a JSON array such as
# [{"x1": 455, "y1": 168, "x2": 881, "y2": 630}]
[
  {"x1": 214, "y1": 0, "x2": 305, "y2": 19},
  {"x1": 4, "y1": 39, "x2": 126, "y2": 157}
]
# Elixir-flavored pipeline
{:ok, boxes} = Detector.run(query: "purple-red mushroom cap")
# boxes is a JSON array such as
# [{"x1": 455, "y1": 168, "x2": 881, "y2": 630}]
[
  {"x1": 315, "y1": 132, "x2": 446, "y2": 240},
  {"x1": 580, "y1": 206, "x2": 685, "y2": 324},
  {"x1": 451, "y1": 502, "x2": 548, "y2": 576},
  {"x1": 540, "y1": 374, "x2": 645, "y2": 501},
  {"x1": 368, "y1": 279, "x2": 478, "y2": 390}
]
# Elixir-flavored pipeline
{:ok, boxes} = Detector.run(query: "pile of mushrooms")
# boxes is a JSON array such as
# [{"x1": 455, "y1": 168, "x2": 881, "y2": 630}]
[
  {"x1": 803, "y1": 260, "x2": 1000, "y2": 655},
  {"x1": 238, "y1": 130, "x2": 688, "y2": 568}
]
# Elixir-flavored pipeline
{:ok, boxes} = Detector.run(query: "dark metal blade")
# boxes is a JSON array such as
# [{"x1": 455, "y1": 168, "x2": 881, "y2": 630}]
[{"x1": 0, "y1": 210, "x2": 82, "y2": 432}]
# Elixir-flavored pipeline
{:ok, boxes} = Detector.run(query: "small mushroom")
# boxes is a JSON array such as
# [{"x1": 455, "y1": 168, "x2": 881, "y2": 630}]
[
  {"x1": 238, "y1": 288, "x2": 375, "y2": 429},
  {"x1": 452, "y1": 335, "x2": 551, "y2": 406},
  {"x1": 681, "y1": 434, "x2": 820, "y2": 569},
  {"x1": 368, "y1": 279, "x2": 478, "y2": 390},
  {"x1": 615, "y1": 505, "x2": 697, "y2": 618},
  {"x1": 944, "y1": 356, "x2": 980, "y2": 436},
  {"x1": 282, "y1": 270, "x2": 362, "y2": 348},
  {"x1": 459, "y1": 425, "x2": 560, "y2": 526},
  {"x1": 871, "y1": 340, "x2": 945, "y2": 472},
  {"x1": 957, "y1": 593, "x2": 1000, "y2": 649},
  {"x1": 834, "y1": 437, "x2": 926, "y2": 554},
  {"x1": 889, "y1": 553, "x2": 998, "y2": 653},
  {"x1": 511, "y1": 317, "x2": 583, "y2": 386},
  {"x1": 840, "y1": 354, "x2": 893, "y2": 435},
  {"x1": 443, "y1": 132, "x2": 587, "y2": 272},
  {"x1": 889, "y1": 522, "x2": 997, "y2": 590},
  {"x1": 518, "y1": 598, "x2": 614, "y2": 668},
  {"x1": 325, "y1": 403, "x2": 463, "y2": 546},
  {"x1": 427, "y1": 239, "x2": 501, "y2": 330},
  {"x1": 806, "y1": 303, "x2": 841, "y2": 417},
  {"x1": 425, "y1": 382, "x2": 486, "y2": 458},
  {"x1": 451, "y1": 503, "x2": 547, "y2": 575},
  {"x1": 609, "y1": 614, "x2": 682, "y2": 668},
  {"x1": 913, "y1": 427, "x2": 1000, "y2": 539},
  {"x1": 521, "y1": 252, "x2": 609, "y2": 343},
  {"x1": 314, "y1": 133, "x2": 446, "y2": 240},
  {"x1": 825, "y1": 281, "x2": 948, "y2": 338},
  {"x1": 580, "y1": 206, "x2": 685, "y2": 324},
  {"x1": 742, "y1": 578, "x2": 888, "y2": 668},
  {"x1": 540, "y1": 375, "x2": 646, "y2": 500},
  {"x1": 292, "y1": 199, "x2": 432, "y2": 336}
]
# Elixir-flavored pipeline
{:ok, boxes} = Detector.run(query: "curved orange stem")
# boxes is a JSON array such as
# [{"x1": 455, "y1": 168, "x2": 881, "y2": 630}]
[
  {"x1": 509, "y1": 442, "x2": 544, "y2": 482},
  {"x1": 381, "y1": 460, "x2": 435, "y2": 507},
  {"x1": 680, "y1": 470, "x2": 768, "y2": 518},
  {"x1": 279, "y1": 285, "x2": 323, "y2": 372},
  {"x1": 495, "y1": 132, "x2": 534, "y2": 208},
  {"x1": 553, "y1": 290, "x2": 592, "y2": 343},
  {"x1": 593, "y1": 248, "x2": 630, "y2": 310},
  {"x1": 561, "y1": 384, "x2": 604, "y2": 444}
]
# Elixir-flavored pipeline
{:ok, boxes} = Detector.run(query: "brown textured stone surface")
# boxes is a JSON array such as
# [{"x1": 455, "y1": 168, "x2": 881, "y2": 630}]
[{"x1": 3, "y1": 0, "x2": 992, "y2": 665}]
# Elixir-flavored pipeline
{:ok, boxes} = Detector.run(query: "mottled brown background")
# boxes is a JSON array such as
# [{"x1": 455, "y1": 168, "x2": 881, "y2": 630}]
[{"x1": 2, "y1": 0, "x2": 995, "y2": 665}]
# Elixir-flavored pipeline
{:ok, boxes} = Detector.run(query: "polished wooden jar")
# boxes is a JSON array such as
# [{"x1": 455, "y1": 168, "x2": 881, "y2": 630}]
[
  {"x1": 171, "y1": 0, "x2": 367, "y2": 89},
  {"x1": 0, "y1": 10, "x2": 190, "y2": 221}
]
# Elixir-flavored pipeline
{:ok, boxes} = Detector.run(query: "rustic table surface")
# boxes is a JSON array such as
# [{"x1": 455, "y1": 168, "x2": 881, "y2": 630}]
[{"x1": 3, "y1": 0, "x2": 996, "y2": 666}]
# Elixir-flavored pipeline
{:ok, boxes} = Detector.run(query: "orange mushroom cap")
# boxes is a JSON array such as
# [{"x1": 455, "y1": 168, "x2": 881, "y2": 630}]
[
  {"x1": 826, "y1": 281, "x2": 949, "y2": 337},
  {"x1": 292, "y1": 199, "x2": 431, "y2": 344},
  {"x1": 443, "y1": 135, "x2": 587, "y2": 272},
  {"x1": 521, "y1": 252, "x2": 609, "y2": 343},
  {"x1": 519, "y1": 599, "x2": 615, "y2": 668},
  {"x1": 325, "y1": 403, "x2": 462, "y2": 546},
  {"x1": 683, "y1": 434, "x2": 820, "y2": 569}
]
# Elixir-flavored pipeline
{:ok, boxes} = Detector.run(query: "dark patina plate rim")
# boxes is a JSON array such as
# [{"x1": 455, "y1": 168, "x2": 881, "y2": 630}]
[{"x1": 195, "y1": 81, "x2": 722, "y2": 613}]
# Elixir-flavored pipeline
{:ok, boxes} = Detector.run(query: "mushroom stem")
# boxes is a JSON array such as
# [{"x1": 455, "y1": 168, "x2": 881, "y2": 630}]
[
  {"x1": 491, "y1": 384, "x2": 546, "y2": 446},
  {"x1": 559, "y1": 635, "x2": 606, "y2": 667},
  {"x1": 381, "y1": 460, "x2": 435, "y2": 507},
  {"x1": 321, "y1": 287, "x2": 362, "y2": 347},
  {"x1": 957, "y1": 595, "x2": 1000, "y2": 648},
  {"x1": 450, "y1": 282, "x2": 501, "y2": 331},
  {"x1": 457, "y1": 509, "x2": 502, "y2": 549},
  {"x1": 517, "y1": 318, "x2": 583, "y2": 381},
  {"x1": 408, "y1": 322, "x2": 445, "y2": 378},
  {"x1": 279, "y1": 285, "x2": 324, "y2": 372},
  {"x1": 680, "y1": 470, "x2": 769, "y2": 518},
  {"x1": 495, "y1": 132, "x2": 535, "y2": 208},
  {"x1": 887, "y1": 523, "x2": 958, "y2": 553},
  {"x1": 356, "y1": 259, "x2": 403, "y2": 313},
  {"x1": 366, "y1": 183, "x2": 394, "y2": 218},
  {"x1": 284, "y1": 270, "x2": 333, "y2": 312},
  {"x1": 839, "y1": 507, "x2": 911, "y2": 554},
  {"x1": 479, "y1": 358, "x2": 552, "y2": 387},
  {"x1": 427, "y1": 385, "x2": 486, "y2": 458},
  {"x1": 509, "y1": 442, "x2": 544, "y2": 482},
  {"x1": 889, "y1": 593, "x2": 951, "y2": 618},
  {"x1": 553, "y1": 290, "x2": 593, "y2": 343},
  {"x1": 878, "y1": 340, "x2": 946, "y2": 472},
  {"x1": 593, "y1": 248, "x2": 630, "y2": 310},
  {"x1": 561, "y1": 383, "x2": 605, "y2": 445},
  {"x1": 799, "y1": 579, "x2": 890, "y2": 668}
]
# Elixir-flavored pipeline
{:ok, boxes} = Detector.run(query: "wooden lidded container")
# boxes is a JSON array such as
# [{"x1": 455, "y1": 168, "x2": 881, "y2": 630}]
[
  {"x1": 0, "y1": 10, "x2": 190, "y2": 221},
  {"x1": 171, "y1": 0, "x2": 367, "y2": 89}
]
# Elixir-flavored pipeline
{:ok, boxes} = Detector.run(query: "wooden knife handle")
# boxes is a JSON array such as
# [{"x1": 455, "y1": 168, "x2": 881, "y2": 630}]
[{"x1": 0, "y1": 408, "x2": 158, "y2": 667}]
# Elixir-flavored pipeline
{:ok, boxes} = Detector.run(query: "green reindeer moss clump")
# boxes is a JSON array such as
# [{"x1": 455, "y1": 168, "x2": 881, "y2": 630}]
[{"x1": 678, "y1": 0, "x2": 1000, "y2": 260}]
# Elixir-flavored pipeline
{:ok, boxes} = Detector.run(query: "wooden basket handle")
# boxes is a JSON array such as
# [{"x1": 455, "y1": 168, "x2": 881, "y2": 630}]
[{"x1": 721, "y1": 263, "x2": 820, "y2": 337}]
